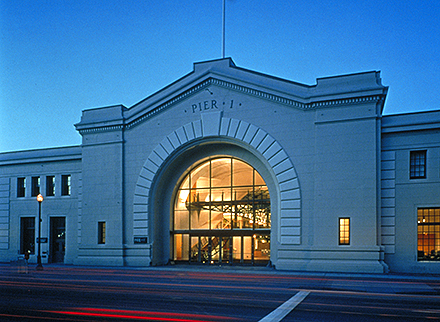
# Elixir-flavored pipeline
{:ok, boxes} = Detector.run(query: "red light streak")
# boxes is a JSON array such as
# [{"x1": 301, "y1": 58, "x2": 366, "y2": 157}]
[{"x1": 47, "y1": 307, "x2": 239, "y2": 321}]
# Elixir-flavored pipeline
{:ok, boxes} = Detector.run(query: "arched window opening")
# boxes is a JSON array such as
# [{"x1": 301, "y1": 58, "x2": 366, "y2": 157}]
[{"x1": 172, "y1": 157, "x2": 271, "y2": 265}]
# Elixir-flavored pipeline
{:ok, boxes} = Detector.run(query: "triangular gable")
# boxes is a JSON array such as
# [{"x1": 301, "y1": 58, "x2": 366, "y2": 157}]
[{"x1": 76, "y1": 58, "x2": 388, "y2": 133}]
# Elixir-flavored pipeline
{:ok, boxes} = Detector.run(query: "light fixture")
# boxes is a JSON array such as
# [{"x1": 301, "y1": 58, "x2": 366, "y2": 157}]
[{"x1": 36, "y1": 194, "x2": 44, "y2": 270}]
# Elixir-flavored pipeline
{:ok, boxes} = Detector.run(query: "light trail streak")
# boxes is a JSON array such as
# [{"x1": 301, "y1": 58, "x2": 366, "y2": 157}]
[
  {"x1": 0, "y1": 277, "x2": 295, "y2": 296},
  {"x1": 4, "y1": 264, "x2": 440, "y2": 291},
  {"x1": 47, "y1": 307, "x2": 241, "y2": 321},
  {"x1": 5, "y1": 265, "x2": 440, "y2": 296},
  {"x1": 299, "y1": 307, "x2": 440, "y2": 320},
  {"x1": 2, "y1": 265, "x2": 440, "y2": 321},
  {"x1": 5, "y1": 278, "x2": 439, "y2": 304},
  {"x1": 296, "y1": 291, "x2": 440, "y2": 320},
  {"x1": 0, "y1": 312, "x2": 77, "y2": 321}
]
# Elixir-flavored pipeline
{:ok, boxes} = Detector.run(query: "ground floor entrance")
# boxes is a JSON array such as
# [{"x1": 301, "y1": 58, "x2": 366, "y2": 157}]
[
  {"x1": 50, "y1": 217, "x2": 65, "y2": 263},
  {"x1": 171, "y1": 157, "x2": 271, "y2": 265},
  {"x1": 173, "y1": 233, "x2": 270, "y2": 265}
]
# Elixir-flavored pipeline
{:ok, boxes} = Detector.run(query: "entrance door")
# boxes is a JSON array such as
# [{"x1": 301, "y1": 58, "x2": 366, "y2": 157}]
[
  {"x1": 177, "y1": 233, "x2": 270, "y2": 265},
  {"x1": 50, "y1": 217, "x2": 65, "y2": 263},
  {"x1": 189, "y1": 235, "x2": 232, "y2": 264}
]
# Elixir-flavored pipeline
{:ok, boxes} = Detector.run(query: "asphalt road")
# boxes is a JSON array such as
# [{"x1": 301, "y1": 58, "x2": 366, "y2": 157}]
[{"x1": 0, "y1": 264, "x2": 439, "y2": 321}]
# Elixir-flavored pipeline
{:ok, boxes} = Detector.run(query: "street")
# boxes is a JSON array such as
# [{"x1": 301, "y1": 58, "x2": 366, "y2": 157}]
[{"x1": 0, "y1": 264, "x2": 439, "y2": 321}]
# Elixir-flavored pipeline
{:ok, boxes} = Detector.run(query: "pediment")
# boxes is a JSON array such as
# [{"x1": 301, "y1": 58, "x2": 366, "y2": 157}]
[
  {"x1": 76, "y1": 58, "x2": 388, "y2": 134},
  {"x1": 125, "y1": 77, "x2": 308, "y2": 130}
]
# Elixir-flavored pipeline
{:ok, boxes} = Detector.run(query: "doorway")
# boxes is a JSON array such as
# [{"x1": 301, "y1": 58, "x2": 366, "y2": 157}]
[
  {"x1": 174, "y1": 233, "x2": 270, "y2": 265},
  {"x1": 50, "y1": 217, "x2": 65, "y2": 263}
]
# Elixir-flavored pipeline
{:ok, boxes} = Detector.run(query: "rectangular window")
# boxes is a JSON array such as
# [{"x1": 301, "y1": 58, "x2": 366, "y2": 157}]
[
  {"x1": 20, "y1": 217, "x2": 35, "y2": 254},
  {"x1": 17, "y1": 177, "x2": 26, "y2": 198},
  {"x1": 61, "y1": 175, "x2": 71, "y2": 196},
  {"x1": 410, "y1": 150, "x2": 427, "y2": 179},
  {"x1": 98, "y1": 222, "x2": 106, "y2": 244},
  {"x1": 339, "y1": 218, "x2": 350, "y2": 245},
  {"x1": 417, "y1": 208, "x2": 440, "y2": 261},
  {"x1": 31, "y1": 176, "x2": 40, "y2": 197},
  {"x1": 46, "y1": 176, "x2": 55, "y2": 196}
]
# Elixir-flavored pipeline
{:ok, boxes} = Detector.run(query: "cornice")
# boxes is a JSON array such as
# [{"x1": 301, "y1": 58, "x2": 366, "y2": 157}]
[
  {"x1": 80, "y1": 77, "x2": 387, "y2": 133},
  {"x1": 127, "y1": 78, "x2": 213, "y2": 129},
  {"x1": 125, "y1": 77, "x2": 386, "y2": 130},
  {"x1": 77, "y1": 125, "x2": 124, "y2": 135}
]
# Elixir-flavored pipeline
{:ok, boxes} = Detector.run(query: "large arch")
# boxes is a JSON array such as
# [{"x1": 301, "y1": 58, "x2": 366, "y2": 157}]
[{"x1": 133, "y1": 112, "x2": 301, "y2": 265}]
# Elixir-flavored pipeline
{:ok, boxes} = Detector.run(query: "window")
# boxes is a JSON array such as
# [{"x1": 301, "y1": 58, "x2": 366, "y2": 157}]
[
  {"x1": 46, "y1": 176, "x2": 55, "y2": 196},
  {"x1": 20, "y1": 217, "x2": 35, "y2": 254},
  {"x1": 31, "y1": 176, "x2": 40, "y2": 197},
  {"x1": 417, "y1": 208, "x2": 440, "y2": 261},
  {"x1": 173, "y1": 157, "x2": 271, "y2": 264},
  {"x1": 61, "y1": 175, "x2": 71, "y2": 196},
  {"x1": 98, "y1": 222, "x2": 106, "y2": 244},
  {"x1": 174, "y1": 158, "x2": 270, "y2": 231},
  {"x1": 339, "y1": 218, "x2": 350, "y2": 245},
  {"x1": 17, "y1": 177, "x2": 26, "y2": 197},
  {"x1": 410, "y1": 150, "x2": 427, "y2": 179}
]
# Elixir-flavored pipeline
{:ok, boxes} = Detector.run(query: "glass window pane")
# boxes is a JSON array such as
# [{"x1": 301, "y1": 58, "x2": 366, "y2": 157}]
[
  {"x1": 417, "y1": 207, "x2": 440, "y2": 261},
  {"x1": 410, "y1": 150, "x2": 426, "y2": 179},
  {"x1": 233, "y1": 187, "x2": 253, "y2": 229},
  {"x1": 61, "y1": 175, "x2": 71, "y2": 196},
  {"x1": 211, "y1": 158, "x2": 231, "y2": 187},
  {"x1": 210, "y1": 188, "x2": 231, "y2": 202},
  {"x1": 243, "y1": 236, "x2": 252, "y2": 261},
  {"x1": 255, "y1": 235, "x2": 270, "y2": 260},
  {"x1": 200, "y1": 236, "x2": 210, "y2": 263},
  {"x1": 191, "y1": 236, "x2": 199, "y2": 262},
  {"x1": 175, "y1": 189, "x2": 190, "y2": 210},
  {"x1": 339, "y1": 218, "x2": 350, "y2": 245},
  {"x1": 191, "y1": 162, "x2": 210, "y2": 188},
  {"x1": 211, "y1": 236, "x2": 220, "y2": 262},
  {"x1": 31, "y1": 176, "x2": 40, "y2": 197},
  {"x1": 173, "y1": 234, "x2": 189, "y2": 261},
  {"x1": 98, "y1": 222, "x2": 106, "y2": 244},
  {"x1": 17, "y1": 177, "x2": 26, "y2": 198},
  {"x1": 46, "y1": 176, "x2": 55, "y2": 196},
  {"x1": 189, "y1": 188, "x2": 210, "y2": 204},
  {"x1": 174, "y1": 210, "x2": 189, "y2": 230},
  {"x1": 255, "y1": 170, "x2": 265, "y2": 186},
  {"x1": 232, "y1": 159, "x2": 253, "y2": 186},
  {"x1": 210, "y1": 188, "x2": 232, "y2": 229},
  {"x1": 191, "y1": 209, "x2": 209, "y2": 230},
  {"x1": 211, "y1": 210, "x2": 224, "y2": 230},
  {"x1": 174, "y1": 189, "x2": 190, "y2": 230},
  {"x1": 233, "y1": 236, "x2": 242, "y2": 262},
  {"x1": 221, "y1": 237, "x2": 231, "y2": 263},
  {"x1": 255, "y1": 186, "x2": 271, "y2": 229},
  {"x1": 180, "y1": 175, "x2": 190, "y2": 189}
]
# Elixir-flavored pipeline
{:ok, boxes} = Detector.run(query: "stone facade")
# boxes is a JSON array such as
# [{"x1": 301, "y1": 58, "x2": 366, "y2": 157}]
[{"x1": 1, "y1": 58, "x2": 439, "y2": 273}]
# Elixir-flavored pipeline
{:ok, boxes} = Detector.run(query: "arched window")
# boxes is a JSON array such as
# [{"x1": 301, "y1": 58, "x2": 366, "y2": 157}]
[{"x1": 172, "y1": 157, "x2": 270, "y2": 264}]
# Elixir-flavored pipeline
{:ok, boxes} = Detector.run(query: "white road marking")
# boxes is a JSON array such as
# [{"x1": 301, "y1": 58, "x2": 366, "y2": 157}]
[{"x1": 259, "y1": 291, "x2": 310, "y2": 322}]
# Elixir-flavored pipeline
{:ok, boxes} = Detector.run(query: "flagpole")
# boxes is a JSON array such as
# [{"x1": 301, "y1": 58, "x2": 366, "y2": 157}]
[{"x1": 222, "y1": 0, "x2": 226, "y2": 58}]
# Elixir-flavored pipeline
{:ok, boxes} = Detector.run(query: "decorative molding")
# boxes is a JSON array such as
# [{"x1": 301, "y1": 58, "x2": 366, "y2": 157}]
[
  {"x1": 77, "y1": 125, "x2": 124, "y2": 135},
  {"x1": 77, "y1": 77, "x2": 385, "y2": 133},
  {"x1": 127, "y1": 79, "x2": 214, "y2": 129},
  {"x1": 210, "y1": 78, "x2": 307, "y2": 109}
]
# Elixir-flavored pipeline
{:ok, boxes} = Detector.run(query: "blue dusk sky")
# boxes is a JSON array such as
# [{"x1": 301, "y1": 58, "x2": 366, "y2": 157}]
[{"x1": 1, "y1": 0, "x2": 439, "y2": 152}]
